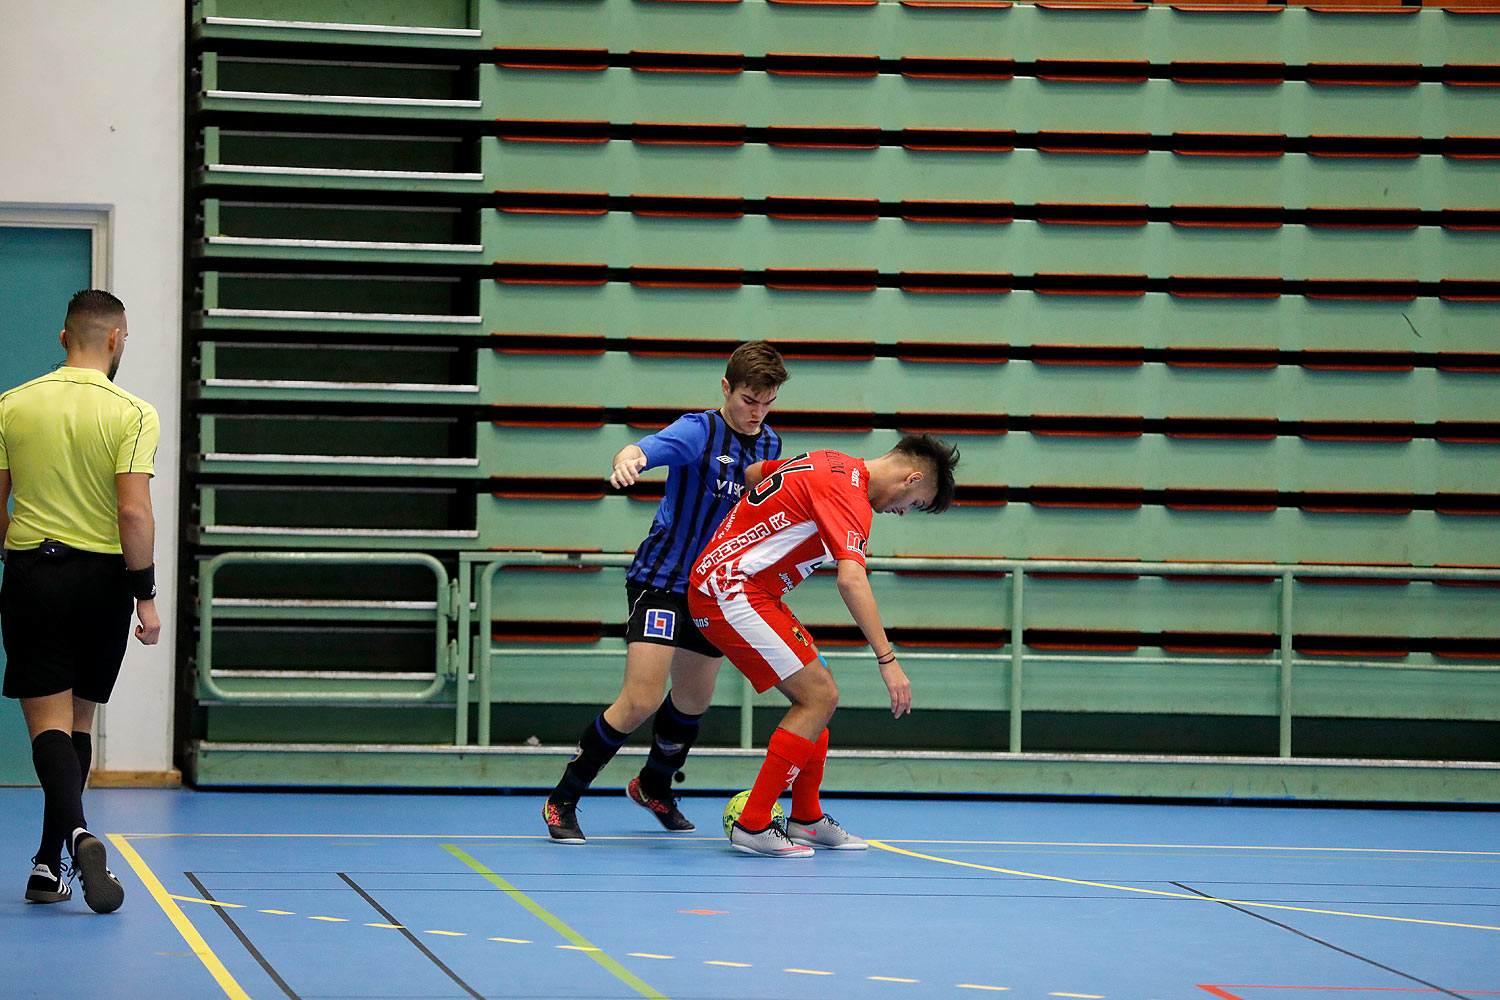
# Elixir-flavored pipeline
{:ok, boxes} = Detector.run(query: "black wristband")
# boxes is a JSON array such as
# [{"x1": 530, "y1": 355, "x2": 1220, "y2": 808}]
[{"x1": 126, "y1": 564, "x2": 156, "y2": 601}]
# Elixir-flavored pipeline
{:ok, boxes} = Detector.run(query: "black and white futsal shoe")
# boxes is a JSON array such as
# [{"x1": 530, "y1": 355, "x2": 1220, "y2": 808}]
[
  {"x1": 25, "y1": 860, "x2": 72, "y2": 904},
  {"x1": 70, "y1": 831, "x2": 124, "y2": 913}
]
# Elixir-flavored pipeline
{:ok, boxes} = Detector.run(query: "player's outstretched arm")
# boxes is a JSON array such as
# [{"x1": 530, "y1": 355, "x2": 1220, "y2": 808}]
[
  {"x1": 835, "y1": 558, "x2": 911, "y2": 718},
  {"x1": 609, "y1": 444, "x2": 649, "y2": 489}
]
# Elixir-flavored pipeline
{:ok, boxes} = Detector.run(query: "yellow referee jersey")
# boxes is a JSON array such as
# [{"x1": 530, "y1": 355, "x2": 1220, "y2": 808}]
[{"x1": 0, "y1": 366, "x2": 160, "y2": 554}]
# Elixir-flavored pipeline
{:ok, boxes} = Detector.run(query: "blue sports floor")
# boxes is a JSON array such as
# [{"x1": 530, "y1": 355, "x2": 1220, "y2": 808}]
[{"x1": 1, "y1": 787, "x2": 1496, "y2": 1000}]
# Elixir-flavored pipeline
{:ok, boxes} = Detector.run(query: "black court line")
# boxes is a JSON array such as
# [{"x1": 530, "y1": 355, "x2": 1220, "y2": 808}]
[
  {"x1": 184, "y1": 871, "x2": 301, "y2": 1000},
  {"x1": 337, "y1": 871, "x2": 486, "y2": 1000},
  {"x1": 1170, "y1": 881, "x2": 1474, "y2": 1000}
]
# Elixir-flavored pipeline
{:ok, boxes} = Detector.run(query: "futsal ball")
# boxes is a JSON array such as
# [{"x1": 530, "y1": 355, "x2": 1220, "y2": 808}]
[{"x1": 722, "y1": 790, "x2": 784, "y2": 838}]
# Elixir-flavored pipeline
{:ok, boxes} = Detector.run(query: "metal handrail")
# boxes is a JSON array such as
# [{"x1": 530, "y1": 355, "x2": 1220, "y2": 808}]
[
  {"x1": 463, "y1": 553, "x2": 637, "y2": 745},
  {"x1": 464, "y1": 553, "x2": 1500, "y2": 756},
  {"x1": 197, "y1": 550, "x2": 455, "y2": 705}
]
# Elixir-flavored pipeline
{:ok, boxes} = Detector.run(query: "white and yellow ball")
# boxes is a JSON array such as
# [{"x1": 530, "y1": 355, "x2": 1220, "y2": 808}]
[{"x1": 722, "y1": 790, "x2": 784, "y2": 838}]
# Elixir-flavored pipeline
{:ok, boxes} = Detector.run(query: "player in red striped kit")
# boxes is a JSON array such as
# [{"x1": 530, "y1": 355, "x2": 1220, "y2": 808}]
[{"x1": 687, "y1": 434, "x2": 959, "y2": 857}]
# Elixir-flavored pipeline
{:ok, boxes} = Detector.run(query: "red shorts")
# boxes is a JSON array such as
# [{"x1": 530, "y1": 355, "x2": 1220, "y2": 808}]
[{"x1": 687, "y1": 585, "x2": 820, "y2": 694}]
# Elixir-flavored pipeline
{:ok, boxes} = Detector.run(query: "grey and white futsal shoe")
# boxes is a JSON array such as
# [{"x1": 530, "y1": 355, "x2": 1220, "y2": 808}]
[
  {"x1": 785, "y1": 814, "x2": 867, "y2": 850},
  {"x1": 730, "y1": 820, "x2": 814, "y2": 858}
]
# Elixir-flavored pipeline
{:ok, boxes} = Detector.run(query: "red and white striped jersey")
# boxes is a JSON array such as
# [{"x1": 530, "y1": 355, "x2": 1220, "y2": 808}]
[{"x1": 690, "y1": 450, "x2": 872, "y2": 599}]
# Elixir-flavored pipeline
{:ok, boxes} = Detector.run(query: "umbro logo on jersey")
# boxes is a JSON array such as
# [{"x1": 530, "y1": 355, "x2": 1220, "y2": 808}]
[{"x1": 716, "y1": 455, "x2": 733, "y2": 465}]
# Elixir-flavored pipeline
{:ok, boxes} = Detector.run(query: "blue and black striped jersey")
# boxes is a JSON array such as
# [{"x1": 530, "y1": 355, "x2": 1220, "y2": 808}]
[{"x1": 626, "y1": 410, "x2": 781, "y2": 592}]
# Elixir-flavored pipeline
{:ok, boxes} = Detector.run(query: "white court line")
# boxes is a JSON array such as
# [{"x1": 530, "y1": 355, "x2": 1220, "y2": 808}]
[{"x1": 120, "y1": 832, "x2": 1500, "y2": 856}]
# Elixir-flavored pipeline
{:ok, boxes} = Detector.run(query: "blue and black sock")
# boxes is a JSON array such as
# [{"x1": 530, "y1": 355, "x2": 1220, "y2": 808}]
[
  {"x1": 551, "y1": 715, "x2": 628, "y2": 803},
  {"x1": 638, "y1": 693, "x2": 701, "y2": 799}
]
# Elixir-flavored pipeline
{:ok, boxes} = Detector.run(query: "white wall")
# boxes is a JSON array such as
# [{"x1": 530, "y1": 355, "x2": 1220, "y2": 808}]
[{"x1": 0, "y1": 3, "x2": 185, "y2": 772}]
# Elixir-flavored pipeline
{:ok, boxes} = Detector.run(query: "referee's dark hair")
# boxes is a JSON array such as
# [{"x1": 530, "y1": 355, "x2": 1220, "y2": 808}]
[
  {"x1": 890, "y1": 433, "x2": 960, "y2": 514},
  {"x1": 64, "y1": 288, "x2": 125, "y2": 345}
]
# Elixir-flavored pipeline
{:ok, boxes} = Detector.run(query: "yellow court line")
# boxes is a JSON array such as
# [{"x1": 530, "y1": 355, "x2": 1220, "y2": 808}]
[
  {"x1": 107, "y1": 835, "x2": 254, "y2": 1000},
  {"x1": 443, "y1": 844, "x2": 668, "y2": 1000},
  {"x1": 879, "y1": 840, "x2": 1500, "y2": 857},
  {"x1": 170, "y1": 894, "x2": 246, "y2": 909},
  {"x1": 867, "y1": 840, "x2": 1500, "y2": 932}
]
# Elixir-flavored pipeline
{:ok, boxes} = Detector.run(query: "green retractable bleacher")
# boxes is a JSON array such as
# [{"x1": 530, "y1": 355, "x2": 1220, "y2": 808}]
[{"x1": 185, "y1": 0, "x2": 1500, "y2": 796}]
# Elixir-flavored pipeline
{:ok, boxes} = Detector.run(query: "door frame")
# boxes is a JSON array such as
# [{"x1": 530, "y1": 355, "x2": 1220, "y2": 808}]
[
  {"x1": 0, "y1": 203, "x2": 113, "y2": 288},
  {"x1": 0, "y1": 203, "x2": 114, "y2": 780}
]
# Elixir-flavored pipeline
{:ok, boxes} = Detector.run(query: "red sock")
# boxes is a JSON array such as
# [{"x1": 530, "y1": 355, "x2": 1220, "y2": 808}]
[
  {"x1": 790, "y1": 729, "x2": 829, "y2": 822},
  {"x1": 740, "y1": 728, "x2": 815, "y2": 830}
]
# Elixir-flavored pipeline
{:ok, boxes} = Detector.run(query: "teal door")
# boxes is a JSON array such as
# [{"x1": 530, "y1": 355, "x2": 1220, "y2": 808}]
[{"x1": 0, "y1": 225, "x2": 93, "y2": 783}]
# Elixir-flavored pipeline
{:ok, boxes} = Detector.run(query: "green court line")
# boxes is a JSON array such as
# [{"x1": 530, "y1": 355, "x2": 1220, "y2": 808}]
[{"x1": 442, "y1": 844, "x2": 668, "y2": 1000}]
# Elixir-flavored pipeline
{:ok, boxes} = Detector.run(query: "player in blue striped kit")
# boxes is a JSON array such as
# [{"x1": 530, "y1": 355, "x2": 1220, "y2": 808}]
[{"x1": 544, "y1": 342, "x2": 788, "y2": 842}]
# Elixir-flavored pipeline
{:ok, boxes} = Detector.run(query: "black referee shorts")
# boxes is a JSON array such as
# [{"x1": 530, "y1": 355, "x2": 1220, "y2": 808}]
[
  {"x1": 1, "y1": 542, "x2": 133, "y2": 703},
  {"x1": 624, "y1": 582, "x2": 722, "y2": 658}
]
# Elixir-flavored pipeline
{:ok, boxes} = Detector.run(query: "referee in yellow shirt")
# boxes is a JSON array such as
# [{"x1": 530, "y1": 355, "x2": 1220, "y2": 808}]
[{"x1": 0, "y1": 289, "x2": 160, "y2": 914}]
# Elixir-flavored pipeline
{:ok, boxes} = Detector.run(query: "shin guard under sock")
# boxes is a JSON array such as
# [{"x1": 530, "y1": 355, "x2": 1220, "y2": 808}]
[
  {"x1": 639, "y1": 693, "x2": 701, "y2": 797},
  {"x1": 790, "y1": 729, "x2": 829, "y2": 822},
  {"x1": 740, "y1": 728, "x2": 815, "y2": 830},
  {"x1": 552, "y1": 715, "x2": 627, "y2": 802}
]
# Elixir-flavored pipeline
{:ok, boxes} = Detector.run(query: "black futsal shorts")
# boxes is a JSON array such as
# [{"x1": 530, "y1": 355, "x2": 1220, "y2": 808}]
[
  {"x1": 624, "y1": 582, "x2": 722, "y2": 658},
  {"x1": 1, "y1": 541, "x2": 133, "y2": 703}
]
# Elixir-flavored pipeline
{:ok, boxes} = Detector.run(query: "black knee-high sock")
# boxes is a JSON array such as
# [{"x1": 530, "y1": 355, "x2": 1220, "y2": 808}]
[
  {"x1": 551, "y1": 715, "x2": 627, "y2": 803},
  {"x1": 638, "y1": 693, "x2": 702, "y2": 797},
  {"x1": 73, "y1": 731, "x2": 94, "y2": 787},
  {"x1": 31, "y1": 730, "x2": 86, "y2": 863},
  {"x1": 35, "y1": 732, "x2": 93, "y2": 869}
]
